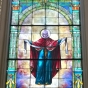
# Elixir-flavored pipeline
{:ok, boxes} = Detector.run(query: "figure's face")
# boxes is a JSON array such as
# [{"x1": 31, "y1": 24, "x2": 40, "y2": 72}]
[
  {"x1": 41, "y1": 29, "x2": 50, "y2": 38},
  {"x1": 42, "y1": 32, "x2": 48, "y2": 38}
]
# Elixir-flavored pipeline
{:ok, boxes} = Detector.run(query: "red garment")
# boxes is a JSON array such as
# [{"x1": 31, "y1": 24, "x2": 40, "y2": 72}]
[{"x1": 30, "y1": 38, "x2": 61, "y2": 78}]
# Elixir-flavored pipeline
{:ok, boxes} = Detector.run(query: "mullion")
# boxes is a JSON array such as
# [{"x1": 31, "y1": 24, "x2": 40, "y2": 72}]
[
  {"x1": 44, "y1": 2, "x2": 47, "y2": 86},
  {"x1": 10, "y1": 25, "x2": 81, "y2": 26},
  {"x1": 58, "y1": 2, "x2": 60, "y2": 86},
  {"x1": 8, "y1": 58, "x2": 82, "y2": 60}
]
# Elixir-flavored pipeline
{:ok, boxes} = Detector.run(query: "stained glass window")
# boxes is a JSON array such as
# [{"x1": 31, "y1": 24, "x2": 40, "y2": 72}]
[{"x1": 6, "y1": 0, "x2": 83, "y2": 88}]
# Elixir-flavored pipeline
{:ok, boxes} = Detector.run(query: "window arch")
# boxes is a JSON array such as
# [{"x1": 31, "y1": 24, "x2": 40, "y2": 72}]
[{"x1": 0, "y1": 0, "x2": 88, "y2": 88}]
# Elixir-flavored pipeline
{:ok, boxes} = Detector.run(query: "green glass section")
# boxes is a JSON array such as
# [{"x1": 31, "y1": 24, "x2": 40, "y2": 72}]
[
  {"x1": 73, "y1": 11, "x2": 80, "y2": 25},
  {"x1": 72, "y1": 26, "x2": 81, "y2": 58},
  {"x1": 6, "y1": 72, "x2": 16, "y2": 88},
  {"x1": 9, "y1": 26, "x2": 18, "y2": 58},
  {"x1": 11, "y1": 0, "x2": 19, "y2": 25},
  {"x1": 72, "y1": 0, "x2": 80, "y2": 25},
  {"x1": 73, "y1": 60, "x2": 81, "y2": 69},
  {"x1": 48, "y1": 0, "x2": 59, "y2": 2},
  {"x1": 8, "y1": 60, "x2": 16, "y2": 70},
  {"x1": 11, "y1": 11, "x2": 19, "y2": 25},
  {"x1": 74, "y1": 68, "x2": 83, "y2": 88},
  {"x1": 72, "y1": 0, "x2": 80, "y2": 6}
]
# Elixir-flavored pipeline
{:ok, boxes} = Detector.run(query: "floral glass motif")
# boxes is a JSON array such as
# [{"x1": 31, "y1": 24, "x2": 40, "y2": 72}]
[{"x1": 6, "y1": 0, "x2": 83, "y2": 88}]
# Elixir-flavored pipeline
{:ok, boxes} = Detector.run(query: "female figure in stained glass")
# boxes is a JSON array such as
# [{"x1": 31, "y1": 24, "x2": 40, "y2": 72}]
[{"x1": 24, "y1": 29, "x2": 67, "y2": 85}]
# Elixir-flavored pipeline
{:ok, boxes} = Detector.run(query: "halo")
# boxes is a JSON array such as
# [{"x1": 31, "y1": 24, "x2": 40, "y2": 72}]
[{"x1": 40, "y1": 29, "x2": 51, "y2": 38}]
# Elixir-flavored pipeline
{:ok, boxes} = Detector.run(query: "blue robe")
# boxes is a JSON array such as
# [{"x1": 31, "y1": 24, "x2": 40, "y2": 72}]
[{"x1": 35, "y1": 50, "x2": 52, "y2": 84}]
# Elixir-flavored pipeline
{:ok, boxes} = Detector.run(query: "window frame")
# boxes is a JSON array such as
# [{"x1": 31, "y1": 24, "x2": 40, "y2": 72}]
[{"x1": 0, "y1": 0, "x2": 88, "y2": 87}]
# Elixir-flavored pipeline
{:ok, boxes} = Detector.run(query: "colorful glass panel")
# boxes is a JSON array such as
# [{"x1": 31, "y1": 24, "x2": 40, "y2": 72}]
[{"x1": 6, "y1": 0, "x2": 83, "y2": 88}]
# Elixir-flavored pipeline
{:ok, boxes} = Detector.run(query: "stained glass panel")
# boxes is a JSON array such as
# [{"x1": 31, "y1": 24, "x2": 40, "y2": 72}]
[{"x1": 6, "y1": 0, "x2": 83, "y2": 88}]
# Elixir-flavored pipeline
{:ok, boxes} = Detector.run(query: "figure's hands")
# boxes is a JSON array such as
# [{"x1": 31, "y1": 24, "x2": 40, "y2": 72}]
[
  {"x1": 58, "y1": 37, "x2": 67, "y2": 45},
  {"x1": 24, "y1": 39, "x2": 28, "y2": 43},
  {"x1": 30, "y1": 67, "x2": 33, "y2": 72},
  {"x1": 56, "y1": 68, "x2": 59, "y2": 71},
  {"x1": 24, "y1": 40, "x2": 32, "y2": 44}
]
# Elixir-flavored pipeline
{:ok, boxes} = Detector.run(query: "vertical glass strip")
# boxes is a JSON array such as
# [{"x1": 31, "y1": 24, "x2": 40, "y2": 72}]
[
  {"x1": 72, "y1": 0, "x2": 80, "y2": 25},
  {"x1": 9, "y1": 26, "x2": 18, "y2": 58},
  {"x1": 72, "y1": 26, "x2": 81, "y2": 59},
  {"x1": 11, "y1": 0, "x2": 19, "y2": 25}
]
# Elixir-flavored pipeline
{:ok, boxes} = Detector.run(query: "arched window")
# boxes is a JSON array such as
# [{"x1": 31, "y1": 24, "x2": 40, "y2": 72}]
[{"x1": 1, "y1": 0, "x2": 88, "y2": 88}]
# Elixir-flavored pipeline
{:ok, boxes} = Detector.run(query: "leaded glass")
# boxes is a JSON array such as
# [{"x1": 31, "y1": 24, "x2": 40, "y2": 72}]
[{"x1": 6, "y1": 0, "x2": 83, "y2": 88}]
